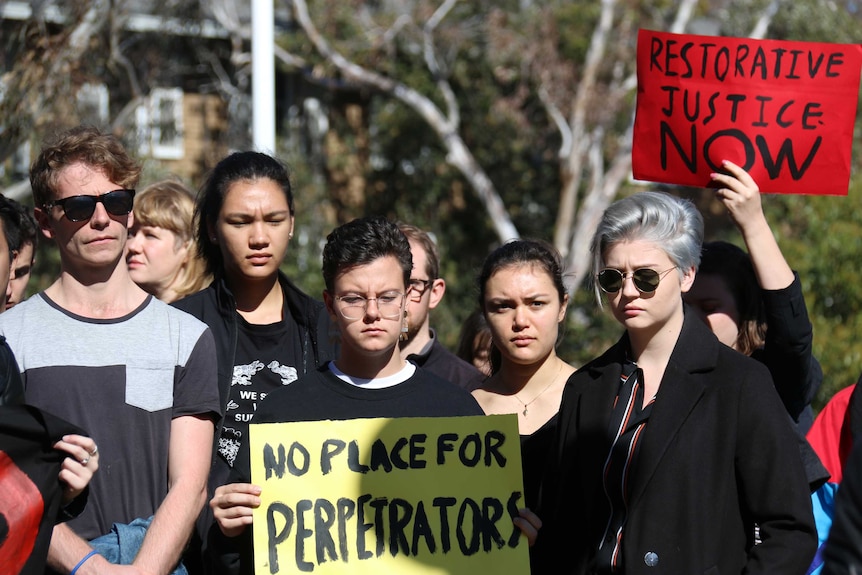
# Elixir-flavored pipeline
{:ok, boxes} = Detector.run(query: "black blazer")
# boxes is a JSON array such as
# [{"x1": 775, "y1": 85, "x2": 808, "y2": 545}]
[{"x1": 535, "y1": 309, "x2": 816, "y2": 575}]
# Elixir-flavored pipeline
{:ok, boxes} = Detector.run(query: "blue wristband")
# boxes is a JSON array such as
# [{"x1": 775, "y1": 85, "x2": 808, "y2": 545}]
[{"x1": 70, "y1": 550, "x2": 98, "y2": 575}]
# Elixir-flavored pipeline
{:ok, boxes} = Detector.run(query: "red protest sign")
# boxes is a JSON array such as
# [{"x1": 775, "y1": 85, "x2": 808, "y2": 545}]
[{"x1": 632, "y1": 29, "x2": 862, "y2": 195}]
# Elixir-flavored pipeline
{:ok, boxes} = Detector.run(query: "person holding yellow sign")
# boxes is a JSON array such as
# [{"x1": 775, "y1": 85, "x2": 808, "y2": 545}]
[{"x1": 207, "y1": 216, "x2": 541, "y2": 573}]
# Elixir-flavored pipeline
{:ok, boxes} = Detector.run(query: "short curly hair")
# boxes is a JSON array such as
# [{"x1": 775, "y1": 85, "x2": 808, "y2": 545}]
[
  {"x1": 322, "y1": 216, "x2": 412, "y2": 293},
  {"x1": 30, "y1": 125, "x2": 141, "y2": 207}
]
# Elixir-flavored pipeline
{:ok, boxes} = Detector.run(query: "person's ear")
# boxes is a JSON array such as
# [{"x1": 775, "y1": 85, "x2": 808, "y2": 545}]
[
  {"x1": 206, "y1": 219, "x2": 218, "y2": 244},
  {"x1": 558, "y1": 293, "x2": 569, "y2": 323},
  {"x1": 34, "y1": 207, "x2": 55, "y2": 240},
  {"x1": 323, "y1": 290, "x2": 338, "y2": 322},
  {"x1": 427, "y1": 278, "x2": 446, "y2": 310},
  {"x1": 680, "y1": 266, "x2": 697, "y2": 293},
  {"x1": 177, "y1": 238, "x2": 191, "y2": 263}
]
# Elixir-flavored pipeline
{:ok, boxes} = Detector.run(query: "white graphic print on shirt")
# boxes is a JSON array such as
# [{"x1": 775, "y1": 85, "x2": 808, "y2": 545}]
[{"x1": 219, "y1": 359, "x2": 299, "y2": 466}]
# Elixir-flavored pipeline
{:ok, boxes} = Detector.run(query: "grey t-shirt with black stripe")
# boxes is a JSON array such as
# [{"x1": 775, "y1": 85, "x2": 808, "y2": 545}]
[{"x1": 0, "y1": 293, "x2": 221, "y2": 540}]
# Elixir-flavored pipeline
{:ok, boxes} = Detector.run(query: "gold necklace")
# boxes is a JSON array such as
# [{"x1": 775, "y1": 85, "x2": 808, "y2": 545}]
[{"x1": 513, "y1": 362, "x2": 563, "y2": 416}]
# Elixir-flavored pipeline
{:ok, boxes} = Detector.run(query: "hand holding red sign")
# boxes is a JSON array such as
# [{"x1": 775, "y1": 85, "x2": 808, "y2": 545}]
[
  {"x1": 710, "y1": 160, "x2": 763, "y2": 224},
  {"x1": 633, "y1": 29, "x2": 862, "y2": 195},
  {"x1": 710, "y1": 160, "x2": 796, "y2": 291}
]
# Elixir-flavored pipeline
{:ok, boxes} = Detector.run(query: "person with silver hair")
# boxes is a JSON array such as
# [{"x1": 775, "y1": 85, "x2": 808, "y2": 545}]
[{"x1": 533, "y1": 191, "x2": 816, "y2": 574}]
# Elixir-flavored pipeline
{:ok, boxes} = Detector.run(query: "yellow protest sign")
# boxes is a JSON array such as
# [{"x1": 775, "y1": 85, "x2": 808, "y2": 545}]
[{"x1": 249, "y1": 414, "x2": 528, "y2": 575}]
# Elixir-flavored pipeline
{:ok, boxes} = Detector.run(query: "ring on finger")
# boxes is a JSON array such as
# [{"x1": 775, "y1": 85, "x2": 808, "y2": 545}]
[
  {"x1": 90, "y1": 445, "x2": 98, "y2": 456},
  {"x1": 81, "y1": 456, "x2": 90, "y2": 465}
]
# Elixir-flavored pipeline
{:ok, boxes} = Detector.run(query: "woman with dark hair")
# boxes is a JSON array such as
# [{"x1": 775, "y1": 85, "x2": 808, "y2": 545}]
[
  {"x1": 470, "y1": 239, "x2": 576, "y2": 509},
  {"x1": 684, "y1": 161, "x2": 821, "y2": 434},
  {"x1": 534, "y1": 190, "x2": 815, "y2": 574},
  {"x1": 172, "y1": 151, "x2": 336, "y2": 571},
  {"x1": 692, "y1": 241, "x2": 764, "y2": 353},
  {"x1": 456, "y1": 309, "x2": 493, "y2": 377}
]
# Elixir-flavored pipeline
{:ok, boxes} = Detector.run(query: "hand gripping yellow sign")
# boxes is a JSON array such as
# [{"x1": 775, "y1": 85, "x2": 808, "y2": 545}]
[{"x1": 249, "y1": 414, "x2": 529, "y2": 574}]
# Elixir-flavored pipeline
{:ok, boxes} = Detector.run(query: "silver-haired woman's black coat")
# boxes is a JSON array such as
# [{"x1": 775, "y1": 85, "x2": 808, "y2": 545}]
[{"x1": 533, "y1": 309, "x2": 816, "y2": 575}]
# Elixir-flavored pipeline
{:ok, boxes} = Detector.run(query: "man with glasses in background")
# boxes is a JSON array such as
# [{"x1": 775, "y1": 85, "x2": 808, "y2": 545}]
[
  {"x1": 0, "y1": 126, "x2": 221, "y2": 575},
  {"x1": 397, "y1": 223, "x2": 485, "y2": 391}
]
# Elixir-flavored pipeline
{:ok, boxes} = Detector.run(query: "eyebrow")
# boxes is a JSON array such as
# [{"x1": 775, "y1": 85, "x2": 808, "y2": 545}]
[
  {"x1": 338, "y1": 288, "x2": 403, "y2": 296},
  {"x1": 602, "y1": 265, "x2": 666, "y2": 271},
  {"x1": 488, "y1": 291, "x2": 553, "y2": 301},
  {"x1": 224, "y1": 209, "x2": 291, "y2": 217}
]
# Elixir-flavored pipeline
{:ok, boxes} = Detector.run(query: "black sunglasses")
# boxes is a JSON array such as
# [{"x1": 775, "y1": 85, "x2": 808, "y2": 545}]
[
  {"x1": 597, "y1": 267, "x2": 677, "y2": 294},
  {"x1": 44, "y1": 189, "x2": 136, "y2": 222}
]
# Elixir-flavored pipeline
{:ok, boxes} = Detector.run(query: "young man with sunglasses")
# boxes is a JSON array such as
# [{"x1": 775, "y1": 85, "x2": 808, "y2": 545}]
[
  {"x1": 0, "y1": 126, "x2": 221, "y2": 575},
  {"x1": 397, "y1": 223, "x2": 485, "y2": 391}
]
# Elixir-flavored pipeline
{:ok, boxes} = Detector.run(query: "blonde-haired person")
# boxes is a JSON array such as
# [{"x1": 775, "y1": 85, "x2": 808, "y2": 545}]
[{"x1": 127, "y1": 179, "x2": 211, "y2": 302}]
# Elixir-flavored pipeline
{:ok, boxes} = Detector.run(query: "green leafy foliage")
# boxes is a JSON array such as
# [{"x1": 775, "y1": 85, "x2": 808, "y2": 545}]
[
  {"x1": 15, "y1": 0, "x2": 862, "y2": 416},
  {"x1": 765, "y1": 182, "x2": 862, "y2": 408}
]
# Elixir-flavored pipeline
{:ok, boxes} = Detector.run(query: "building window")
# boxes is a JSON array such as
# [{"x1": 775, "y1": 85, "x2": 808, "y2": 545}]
[
  {"x1": 134, "y1": 88, "x2": 185, "y2": 160},
  {"x1": 149, "y1": 88, "x2": 184, "y2": 160},
  {"x1": 76, "y1": 83, "x2": 109, "y2": 125}
]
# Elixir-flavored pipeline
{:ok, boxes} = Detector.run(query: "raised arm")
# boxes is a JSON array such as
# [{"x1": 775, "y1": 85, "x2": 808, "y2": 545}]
[
  {"x1": 710, "y1": 160, "x2": 794, "y2": 290},
  {"x1": 711, "y1": 160, "x2": 821, "y2": 419}
]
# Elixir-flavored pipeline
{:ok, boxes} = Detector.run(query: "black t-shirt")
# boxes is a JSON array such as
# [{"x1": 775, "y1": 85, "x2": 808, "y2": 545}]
[
  {"x1": 208, "y1": 365, "x2": 485, "y2": 574},
  {"x1": 218, "y1": 312, "x2": 302, "y2": 468},
  {"x1": 232, "y1": 364, "x2": 485, "y2": 482}
]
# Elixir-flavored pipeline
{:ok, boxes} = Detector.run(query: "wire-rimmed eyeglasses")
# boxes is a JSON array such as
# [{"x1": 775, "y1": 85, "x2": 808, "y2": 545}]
[{"x1": 334, "y1": 291, "x2": 405, "y2": 320}]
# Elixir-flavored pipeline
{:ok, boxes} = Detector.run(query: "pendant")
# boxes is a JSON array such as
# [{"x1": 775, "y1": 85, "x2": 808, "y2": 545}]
[{"x1": 523, "y1": 406, "x2": 528, "y2": 416}]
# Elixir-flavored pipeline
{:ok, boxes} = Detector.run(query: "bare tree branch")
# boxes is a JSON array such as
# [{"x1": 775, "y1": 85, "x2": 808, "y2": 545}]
[
  {"x1": 381, "y1": 14, "x2": 412, "y2": 46},
  {"x1": 273, "y1": 44, "x2": 307, "y2": 69},
  {"x1": 209, "y1": 0, "x2": 249, "y2": 37},
  {"x1": 0, "y1": 0, "x2": 112, "y2": 162},
  {"x1": 67, "y1": 0, "x2": 110, "y2": 53},
  {"x1": 566, "y1": 123, "x2": 633, "y2": 290},
  {"x1": 110, "y1": 95, "x2": 145, "y2": 134},
  {"x1": 110, "y1": 9, "x2": 142, "y2": 98},
  {"x1": 538, "y1": 85, "x2": 572, "y2": 159},
  {"x1": 750, "y1": 0, "x2": 782, "y2": 39},
  {"x1": 423, "y1": 0, "x2": 460, "y2": 132},
  {"x1": 288, "y1": 0, "x2": 519, "y2": 241},
  {"x1": 551, "y1": 0, "x2": 617, "y2": 256}
]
